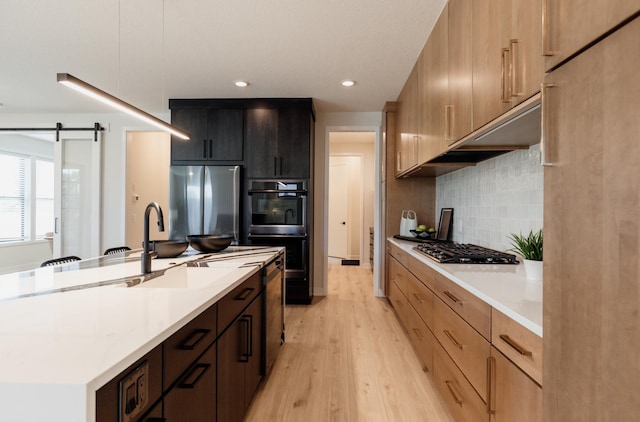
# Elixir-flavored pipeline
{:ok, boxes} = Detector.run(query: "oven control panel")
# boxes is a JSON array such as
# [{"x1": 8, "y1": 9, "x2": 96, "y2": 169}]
[{"x1": 119, "y1": 361, "x2": 149, "y2": 422}]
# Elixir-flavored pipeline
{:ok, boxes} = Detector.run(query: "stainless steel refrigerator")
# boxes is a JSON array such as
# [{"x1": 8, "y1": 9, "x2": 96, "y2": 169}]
[{"x1": 169, "y1": 166, "x2": 240, "y2": 243}]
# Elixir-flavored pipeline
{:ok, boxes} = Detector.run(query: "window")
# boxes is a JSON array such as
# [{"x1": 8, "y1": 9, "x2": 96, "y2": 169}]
[{"x1": 0, "y1": 152, "x2": 54, "y2": 243}]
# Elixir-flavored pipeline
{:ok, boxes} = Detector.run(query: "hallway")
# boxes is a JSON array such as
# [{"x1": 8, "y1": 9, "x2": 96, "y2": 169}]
[{"x1": 245, "y1": 263, "x2": 454, "y2": 421}]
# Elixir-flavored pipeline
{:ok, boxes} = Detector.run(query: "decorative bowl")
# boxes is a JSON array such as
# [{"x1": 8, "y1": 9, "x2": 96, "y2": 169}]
[
  {"x1": 187, "y1": 234, "x2": 234, "y2": 253},
  {"x1": 146, "y1": 240, "x2": 189, "y2": 258}
]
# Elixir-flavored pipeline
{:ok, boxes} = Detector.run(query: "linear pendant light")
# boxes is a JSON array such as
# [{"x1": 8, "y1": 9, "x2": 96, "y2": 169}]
[{"x1": 57, "y1": 73, "x2": 190, "y2": 140}]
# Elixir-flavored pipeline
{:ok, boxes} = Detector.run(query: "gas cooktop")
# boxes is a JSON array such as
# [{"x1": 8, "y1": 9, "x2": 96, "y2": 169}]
[{"x1": 414, "y1": 242, "x2": 519, "y2": 264}]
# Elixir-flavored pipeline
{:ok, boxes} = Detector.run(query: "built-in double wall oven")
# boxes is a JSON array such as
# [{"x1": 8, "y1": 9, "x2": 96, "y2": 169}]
[{"x1": 247, "y1": 180, "x2": 311, "y2": 304}]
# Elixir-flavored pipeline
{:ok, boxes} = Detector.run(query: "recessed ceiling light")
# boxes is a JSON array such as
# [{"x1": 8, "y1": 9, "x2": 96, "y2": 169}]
[
  {"x1": 341, "y1": 80, "x2": 355, "y2": 87},
  {"x1": 234, "y1": 81, "x2": 249, "y2": 87}
]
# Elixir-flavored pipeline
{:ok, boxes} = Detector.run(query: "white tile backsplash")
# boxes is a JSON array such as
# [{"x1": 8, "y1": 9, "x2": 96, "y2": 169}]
[{"x1": 436, "y1": 144, "x2": 543, "y2": 252}]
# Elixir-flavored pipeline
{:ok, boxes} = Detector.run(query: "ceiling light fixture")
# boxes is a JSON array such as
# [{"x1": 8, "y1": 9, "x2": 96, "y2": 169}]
[
  {"x1": 57, "y1": 73, "x2": 191, "y2": 140},
  {"x1": 341, "y1": 80, "x2": 355, "y2": 87},
  {"x1": 234, "y1": 81, "x2": 249, "y2": 87}
]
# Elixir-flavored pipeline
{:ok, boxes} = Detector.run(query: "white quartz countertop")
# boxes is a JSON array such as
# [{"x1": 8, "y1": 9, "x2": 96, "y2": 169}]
[
  {"x1": 0, "y1": 246, "x2": 283, "y2": 422},
  {"x1": 388, "y1": 238, "x2": 542, "y2": 337}
]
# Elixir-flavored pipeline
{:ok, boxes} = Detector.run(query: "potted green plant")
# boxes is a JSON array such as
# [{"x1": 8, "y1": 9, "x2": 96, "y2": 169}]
[{"x1": 508, "y1": 229, "x2": 543, "y2": 280}]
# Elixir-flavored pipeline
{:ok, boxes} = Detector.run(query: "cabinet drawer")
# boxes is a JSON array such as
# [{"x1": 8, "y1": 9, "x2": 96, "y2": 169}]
[
  {"x1": 219, "y1": 272, "x2": 262, "y2": 333},
  {"x1": 388, "y1": 255, "x2": 409, "y2": 296},
  {"x1": 164, "y1": 303, "x2": 217, "y2": 391},
  {"x1": 433, "y1": 272, "x2": 491, "y2": 339},
  {"x1": 405, "y1": 269, "x2": 435, "y2": 330},
  {"x1": 491, "y1": 309, "x2": 542, "y2": 386},
  {"x1": 407, "y1": 252, "x2": 436, "y2": 291},
  {"x1": 433, "y1": 342, "x2": 488, "y2": 422},
  {"x1": 388, "y1": 242, "x2": 409, "y2": 266},
  {"x1": 434, "y1": 297, "x2": 491, "y2": 400},
  {"x1": 388, "y1": 278, "x2": 410, "y2": 329},
  {"x1": 406, "y1": 304, "x2": 436, "y2": 372}
]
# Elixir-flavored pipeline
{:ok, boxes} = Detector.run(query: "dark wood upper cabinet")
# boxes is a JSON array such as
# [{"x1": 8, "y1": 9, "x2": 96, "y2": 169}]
[
  {"x1": 170, "y1": 107, "x2": 244, "y2": 163},
  {"x1": 245, "y1": 106, "x2": 312, "y2": 179}
]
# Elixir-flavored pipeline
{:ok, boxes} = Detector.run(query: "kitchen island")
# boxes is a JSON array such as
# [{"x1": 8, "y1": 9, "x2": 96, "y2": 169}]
[{"x1": 0, "y1": 246, "x2": 283, "y2": 422}]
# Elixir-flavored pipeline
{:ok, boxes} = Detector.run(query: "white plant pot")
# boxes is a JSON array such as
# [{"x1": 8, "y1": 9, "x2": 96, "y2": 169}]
[{"x1": 523, "y1": 259, "x2": 543, "y2": 281}]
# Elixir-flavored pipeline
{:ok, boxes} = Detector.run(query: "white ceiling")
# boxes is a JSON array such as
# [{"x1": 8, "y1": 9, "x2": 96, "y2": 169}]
[{"x1": 0, "y1": 0, "x2": 446, "y2": 116}]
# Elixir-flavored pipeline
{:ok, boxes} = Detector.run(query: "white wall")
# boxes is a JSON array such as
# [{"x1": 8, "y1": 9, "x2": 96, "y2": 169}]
[{"x1": 435, "y1": 144, "x2": 544, "y2": 252}]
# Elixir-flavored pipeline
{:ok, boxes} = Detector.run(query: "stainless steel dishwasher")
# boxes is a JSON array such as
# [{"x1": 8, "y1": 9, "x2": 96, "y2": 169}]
[{"x1": 263, "y1": 250, "x2": 285, "y2": 375}]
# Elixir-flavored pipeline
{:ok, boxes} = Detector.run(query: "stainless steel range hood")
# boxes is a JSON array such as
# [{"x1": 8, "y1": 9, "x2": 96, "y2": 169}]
[{"x1": 404, "y1": 94, "x2": 541, "y2": 177}]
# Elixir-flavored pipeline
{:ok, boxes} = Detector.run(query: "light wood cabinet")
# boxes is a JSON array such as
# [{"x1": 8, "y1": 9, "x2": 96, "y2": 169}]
[
  {"x1": 472, "y1": 0, "x2": 543, "y2": 131},
  {"x1": 386, "y1": 240, "x2": 544, "y2": 422},
  {"x1": 488, "y1": 346, "x2": 542, "y2": 422},
  {"x1": 419, "y1": 4, "x2": 449, "y2": 162},
  {"x1": 446, "y1": 0, "x2": 473, "y2": 143},
  {"x1": 543, "y1": 0, "x2": 640, "y2": 71},
  {"x1": 491, "y1": 308, "x2": 542, "y2": 385},
  {"x1": 433, "y1": 341, "x2": 487, "y2": 422},
  {"x1": 432, "y1": 270, "x2": 491, "y2": 340},
  {"x1": 543, "y1": 16, "x2": 640, "y2": 421},
  {"x1": 434, "y1": 297, "x2": 491, "y2": 401},
  {"x1": 395, "y1": 63, "x2": 420, "y2": 175}
]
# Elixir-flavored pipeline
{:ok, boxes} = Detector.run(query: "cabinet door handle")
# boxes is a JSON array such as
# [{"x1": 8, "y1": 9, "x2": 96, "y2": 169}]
[
  {"x1": 235, "y1": 287, "x2": 255, "y2": 301},
  {"x1": 499, "y1": 334, "x2": 533, "y2": 357},
  {"x1": 239, "y1": 316, "x2": 251, "y2": 362},
  {"x1": 178, "y1": 363, "x2": 210, "y2": 389},
  {"x1": 178, "y1": 328, "x2": 211, "y2": 350},
  {"x1": 542, "y1": 0, "x2": 553, "y2": 56},
  {"x1": 246, "y1": 314, "x2": 253, "y2": 357},
  {"x1": 396, "y1": 150, "x2": 402, "y2": 172},
  {"x1": 540, "y1": 82, "x2": 555, "y2": 166},
  {"x1": 202, "y1": 139, "x2": 207, "y2": 158},
  {"x1": 501, "y1": 47, "x2": 511, "y2": 103},
  {"x1": 443, "y1": 290, "x2": 463, "y2": 306},
  {"x1": 510, "y1": 39, "x2": 521, "y2": 97},
  {"x1": 443, "y1": 329, "x2": 464, "y2": 350},
  {"x1": 444, "y1": 105, "x2": 453, "y2": 141},
  {"x1": 444, "y1": 380, "x2": 464, "y2": 405},
  {"x1": 487, "y1": 357, "x2": 496, "y2": 414}
]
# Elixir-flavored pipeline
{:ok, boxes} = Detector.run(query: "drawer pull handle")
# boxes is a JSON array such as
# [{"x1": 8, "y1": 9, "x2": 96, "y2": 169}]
[
  {"x1": 178, "y1": 328, "x2": 211, "y2": 350},
  {"x1": 445, "y1": 380, "x2": 464, "y2": 405},
  {"x1": 487, "y1": 357, "x2": 496, "y2": 414},
  {"x1": 412, "y1": 293, "x2": 423, "y2": 303},
  {"x1": 499, "y1": 334, "x2": 533, "y2": 357},
  {"x1": 178, "y1": 363, "x2": 210, "y2": 389},
  {"x1": 236, "y1": 287, "x2": 255, "y2": 300},
  {"x1": 443, "y1": 290, "x2": 463, "y2": 305},
  {"x1": 443, "y1": 329, "x2": 464, "y2": 350}
]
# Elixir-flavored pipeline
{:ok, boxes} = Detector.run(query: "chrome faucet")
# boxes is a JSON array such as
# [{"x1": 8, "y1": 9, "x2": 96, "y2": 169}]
[{"x1": 142, "y1": 202, "x2": 165, "y2": 274}]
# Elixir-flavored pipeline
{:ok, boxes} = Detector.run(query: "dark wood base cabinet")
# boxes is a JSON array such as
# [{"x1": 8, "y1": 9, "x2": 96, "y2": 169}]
[
  {"x1": 164, "y1": 345, "x2": 217, "y2": 422},
  {"x1": 217, "y1": 292, "x2": 264, "y2": 422}
]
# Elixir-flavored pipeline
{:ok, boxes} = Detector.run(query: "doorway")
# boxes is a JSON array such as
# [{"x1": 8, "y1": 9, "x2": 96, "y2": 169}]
[
  {"x1": 327, "y1": 131, "x2": 375, "y2": 270},
  {"x1": 328, "y1": 157, "x2": 361, "y2": 262}
]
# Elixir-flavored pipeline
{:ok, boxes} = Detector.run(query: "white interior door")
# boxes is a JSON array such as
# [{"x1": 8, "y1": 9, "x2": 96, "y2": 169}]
[
  {"x1": 328, "y1": 162, "x2": 348, "y2": 258},
  {"x1": 53, "y1": 133, "x2": 101, "y2": 259}
]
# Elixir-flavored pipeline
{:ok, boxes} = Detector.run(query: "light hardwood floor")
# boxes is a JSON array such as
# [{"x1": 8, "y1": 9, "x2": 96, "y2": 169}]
[{"x1": 245, "y1": 263, "x2": 454, "y2": 421}]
